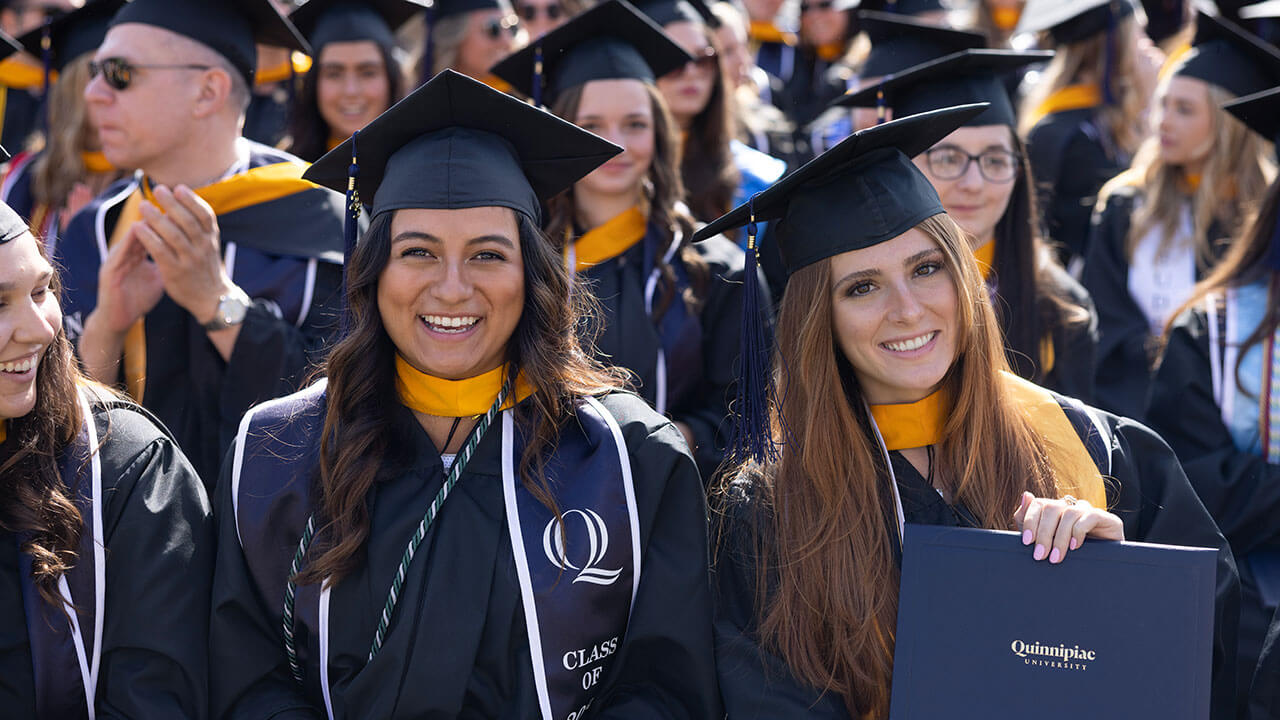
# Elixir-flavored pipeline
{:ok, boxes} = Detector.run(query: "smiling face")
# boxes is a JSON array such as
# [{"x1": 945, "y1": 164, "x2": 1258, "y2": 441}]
[
  {"x1": 0, "y1": 233, "x2": 62, "y2": 421},
  {"x1": 829, "y1": 226, "x2": 959, "y2": 405},
  {"x1": 1156, "y1": 75, "x2": 1215, "y2": 169},
  {"x1": 572, "y1": 78, "x2": 655, "y2": 201},
  {"x1": 655, "y1": 20, "x2": 715, "y2": 127},
  {"x1": 316, "y1": 40, "x2": 392, "y2": 141},
  {"x1": 913, "y1": 124, "x2": 1018, "y2": 249},
  {"x1": 378, "y1": 206, "x2": 525, "y2": 381}
]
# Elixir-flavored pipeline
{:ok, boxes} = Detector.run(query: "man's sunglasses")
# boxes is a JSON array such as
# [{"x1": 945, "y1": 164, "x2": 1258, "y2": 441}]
[
  {"x1": 483, "y1": 15, "x2": 520, "y2": 39},
  {"x1": 517, "y1": 3, "x2": 564, "y2": 21},
  {"x1": 88, "y1": 57, "x2": 213, "y2": 91},
  {"x1": 800, "y1": 0, "x2": 836, "y2": 11}
]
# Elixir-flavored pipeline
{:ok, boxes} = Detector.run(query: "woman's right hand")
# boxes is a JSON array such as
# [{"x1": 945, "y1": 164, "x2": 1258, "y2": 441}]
[{"x1": 1012, "y1": 491, "x2": 1124, "y2": 565}]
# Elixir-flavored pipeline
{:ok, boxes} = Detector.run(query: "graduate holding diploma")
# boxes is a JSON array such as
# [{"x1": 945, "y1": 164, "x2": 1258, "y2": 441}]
[{"x1": 705, "y1": 106, "x2": 1240, "y2": 719}]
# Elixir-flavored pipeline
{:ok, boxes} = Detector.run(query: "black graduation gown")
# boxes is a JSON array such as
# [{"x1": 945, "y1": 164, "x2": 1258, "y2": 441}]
[
  {"x1": 244, "y1": 88, "x2": 293, "y2": 149},
  {"x1": 582, "y1": 226, "x2": 766, "y2": 480},
  {"x1": 209, "y1": 388, "x2": 722, "y2": 719},
  {"x1": 1019, "y1": 259, "x2": 1099, "y2": 403},
  {"x1": 0, "y1": 85, "x2": 41, "y2": 155},
  {"x1": 55, "y1": 141, "x2": 346, "y2": 485},
  {"x1": 1148, "y1": 304, "x2": 1280, "y2": 706},
  {"x1": 0, "y1": 394, "x2": 214, "y2": 718},
  {"x1": 713, "y1": 396, "x2": 1240, "y2": 719},
  {"x1": 1250, "y1": 605, "x2": 1280, "y2": 719},
  {"x1": 1026, "y1": 107, "x2": 1125, "y2": 266}
]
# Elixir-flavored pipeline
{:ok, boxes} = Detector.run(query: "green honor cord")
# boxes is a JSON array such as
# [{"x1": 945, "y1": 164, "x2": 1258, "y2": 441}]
[{"x1": 282, "y1": 381, "x2": 512, "y2": 683}]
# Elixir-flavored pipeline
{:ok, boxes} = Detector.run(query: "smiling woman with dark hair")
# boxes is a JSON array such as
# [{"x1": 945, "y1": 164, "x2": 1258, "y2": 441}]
[
  {"x1": 209, "y1": 71, "x2": 721, "y2": 719},
  {"x1": 0, "y1": 199, "x2": 213, "y2": 717}
]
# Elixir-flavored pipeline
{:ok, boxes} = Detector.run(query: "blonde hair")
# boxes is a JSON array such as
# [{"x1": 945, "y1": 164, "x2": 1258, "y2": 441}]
[
  {"x1": 1098, "y1": 78, "x2": 1275, "y2": 267},
  {"x1": 1017, "y1": 15, "x2": 1146, "y2": 156},
  {"x1": 429, "y1": 13, "x2": 471, "y2": 76},
  {"x1": 31, "y1": 56, "x2": 105, "y2": 210}
]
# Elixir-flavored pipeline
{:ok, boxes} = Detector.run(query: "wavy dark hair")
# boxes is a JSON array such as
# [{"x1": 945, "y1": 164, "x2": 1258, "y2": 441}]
[
  {"x1": 992, "y1": 133, "x2": 1092, "y2": 382},
  {"x1": 296, "y1": 210, "x2": 626, "y2": 585},
  {"x1": 285, "y1": 41, "x2": 404, "y2": 163},
  {"x1": 545, "y1": 80, "x2": 710, "y2": 322},
  {"x1": 676, "y1": 25, "x2": 739, "y2": 225},
  {"x1": 0, "y1": 237, "x2": 89, "y2": 609}
]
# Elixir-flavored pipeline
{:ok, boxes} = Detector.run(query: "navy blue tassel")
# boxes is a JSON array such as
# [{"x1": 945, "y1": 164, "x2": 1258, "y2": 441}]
[
  {"x1": 340, "y1": 130, "x2": 361, "y2": 336},
  {"x1": 730, "y1": 196, "x2": 779, "y2": 466},
  {"x1": 532, "y1": 44, "x2": 544, "y2": 108}
]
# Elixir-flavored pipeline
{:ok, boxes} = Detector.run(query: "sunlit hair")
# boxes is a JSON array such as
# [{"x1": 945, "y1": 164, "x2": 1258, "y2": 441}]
[
  {"x1": 1165, "y1": 178, "x2": 1280, "y2": 395},
  {"x1": 717, "y1": 213, "x2": 1060, "y2": 717},
  {"x1": 428, "y1": 12, "x2": 471, "y2": 76},
  {"x1": 545, "y1": 80, "x2": 710, "y2": 321},
  {"x1": 31, "y1": 55, "x2": 123, "y2": 210},
  {"x1": 1098, "y1": 77, "x2": 1275, "y2": 267},
  {"x1": 296, "y1": 211, "x2": 626, "y2": 585},
  {"x1": 678, "y1": 24, "x2": 739, "y2": 224},
  {"x1": 287, "y1": 41, "x2": 405, "y2": 162},
  {"x1": 0, "y1": 236, "x2": 98, "y2": 609},
  {"x1": 1017, "y1": 15, "x2": 1147, "y2": 156}
]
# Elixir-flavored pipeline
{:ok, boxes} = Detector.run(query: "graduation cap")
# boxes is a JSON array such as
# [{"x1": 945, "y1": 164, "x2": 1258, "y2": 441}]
[
  {"x1": 1240, "y1": 0, "x2": 1280, "y2": 18},
  {"x1": 1169, "y1": 10, "x2": 1280, "y2": 98},
  {"x1": 0, "y1": 27, "x2": 22, "y2": 64},
  {"x1": 1015, "y1": 0, "x2": 1138, "y2": 43},
  {"x1": 108, "y1": 0, "x2": 312, "y2": 87},
  {"x1": 424, "y1": 0, "x2": 515, "y2": 22},
  {"x1": 691, "y1": 103, "x2": 987, "y2": 463},
  {"x1": 15, "y1": 0, "x2": 125, "y2": 75},
  {"x1": 1224, "y1": 84, "x2": 1280, "y2": 147},
  {"x1": 290, "y1": 0, "x2": 427, "y2": 52},
  {"x1": 858, "y1": 10, "x2": 987, "y2": 79},
  {"x1": 867, "y1": 0, "x2": 948, "y2": 15},
  {"x1": 832, "y1": 49, "x2": 1051, "y2": 127},
  {"x1": 0, "y1": 200, "x2": 27, "y2": 245},
  {"x1": 633, "y1": 0, "x2": 716, "y2": 27},
  {"x1": 489, "y1": 0, "x2": 692, "y2": 107}
]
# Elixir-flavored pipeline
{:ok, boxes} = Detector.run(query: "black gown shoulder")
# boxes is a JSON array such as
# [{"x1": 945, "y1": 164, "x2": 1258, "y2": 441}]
[
  {"x1": 1026, "y1": 108, "x2": 1122, "y2": 264},
  {"x1": 1038, "y1": 257, "x2": 1099, "y2": 402}
]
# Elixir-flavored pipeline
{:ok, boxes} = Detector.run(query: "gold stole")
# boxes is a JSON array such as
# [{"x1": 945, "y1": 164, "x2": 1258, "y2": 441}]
[
  {"x1": 748, "y1": 20, "x2": 797, "y2": 46},
  {"x1": 395, "y1": 355, "x2": 535, "y2": 416},
  {"x1": 1027, "y1": 84, "x2": 1102, "y2": 130},
  {"x1": 567, "y1": 206, "x2": 647, "y2": 272},
  {"x1": 254, "y1": 51, "x2": 312, "y2": 87}
]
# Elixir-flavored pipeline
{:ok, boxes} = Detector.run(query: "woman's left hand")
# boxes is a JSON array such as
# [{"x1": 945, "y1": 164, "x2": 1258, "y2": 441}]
[{"x1": 1013, "y1": 491, "x2": 1124, "y2": 564}]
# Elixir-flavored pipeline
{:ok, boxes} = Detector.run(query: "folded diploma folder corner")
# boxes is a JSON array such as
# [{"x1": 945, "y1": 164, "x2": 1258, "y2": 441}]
[{"x1": 889, "y1": 524, "x2": 1216, "y2": 720}]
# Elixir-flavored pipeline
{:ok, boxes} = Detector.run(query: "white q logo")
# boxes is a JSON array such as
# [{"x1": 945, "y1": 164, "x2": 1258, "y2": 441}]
[{"x1": 543, "y1": 509, "x2": 623, "y2": 586}]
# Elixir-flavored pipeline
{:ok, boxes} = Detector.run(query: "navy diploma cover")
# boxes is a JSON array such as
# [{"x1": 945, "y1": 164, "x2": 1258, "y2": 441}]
[{"x1": 890, "y1": 524, "x2": 1216, "y2": 719}]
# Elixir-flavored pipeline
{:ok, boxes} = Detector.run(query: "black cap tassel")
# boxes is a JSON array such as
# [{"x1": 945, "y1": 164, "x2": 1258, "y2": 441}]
[
  {"x1": 729, "y1": 195, "x2": 779, "y2": 466},
  {"x1": 341, "y1": 129, "x2": 361, "y2": 335}
]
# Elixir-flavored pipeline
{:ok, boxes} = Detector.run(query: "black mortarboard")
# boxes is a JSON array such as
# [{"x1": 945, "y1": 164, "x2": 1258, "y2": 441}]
[
  {"x1": 1171, "y1": 11, "x2": 1280, "y2": 98},
  {"x1": 16, "y1": 0, "x2": 124, "y2": 74},
  {"x1": 859, "y1": 10, "x2": 987, "y2": 78},
  {"x1": 1224, "y1": 85, "x2": 1280, "y2": 147},
  {"x1": 429, "y1": 0, "x2": 514, "y2": 21},
  {"x1": 694, "y1": 103, "x2": 987, "y2": 465},
  {"x1": 290, "y1": 0, "x2": 426, "y2": 51},
  {"x1": 633, "y1": 0, "x2": 715, "y2": 26},
  {"x1": 1016, "y1": 0, "x2": 1139, "y2": 43},
  {"x1": 0, "y1": 28, "x2": 21, "y2": 64},
  {"x1": 489, "y1": 0, "x2": 692, "y2": 107},
  {"x1": 0, "y1": 200, "x2": 27, "y2": 245},
  {"x1": 832, "y1": 49, "x2": 1051, "y2": 127},
  {"x1": 1240, "y1": 0, "x2": 1280, "y2": 18},
  {"x1": 109, "y1": 0, "x2": 312, "y2": 86},
  {"x1": 871, "y1": 0, "x2": 948, "y2": 15},
  {"x1": 305, "y1": 69, "x2": 621, "y2": 225}
]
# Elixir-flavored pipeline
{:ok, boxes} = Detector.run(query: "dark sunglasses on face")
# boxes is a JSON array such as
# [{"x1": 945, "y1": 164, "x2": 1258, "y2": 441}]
[
  {"x1": 665, "y1": 46, "x2": 717, "y2": 76},
  {"x1": 800, "y1": 0, "x2": 835, "y2": 12},
  {"x1": 483, "y1": 15, "x2": 520, "y2": 39},
  {"x1": 517, "y1": 3, "x2": 563, "y2": 21},
  {"x1": 88, "y1": 57, "x2": 214, "y2": 91}
]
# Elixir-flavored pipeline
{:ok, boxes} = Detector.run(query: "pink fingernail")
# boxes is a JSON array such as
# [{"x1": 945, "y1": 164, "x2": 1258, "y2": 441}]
[
  {"x1": 1033, "y1": 544, "x2": 1046, "y2": 561},
  {"x1": 1022, "y1": 529, "x2": 1033, "y2": 545},
  {"x1": 1070, "y1": 537, "x2": 1079, "y2": 551},
  {"x1": 1049, "y1": 548, "x2": 1061, "y2": 564}
]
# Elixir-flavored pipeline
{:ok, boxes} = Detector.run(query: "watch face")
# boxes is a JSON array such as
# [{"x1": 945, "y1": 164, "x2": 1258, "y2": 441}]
[{"x1": 225, "y1": 296, "x2": 249, "y2": 324}]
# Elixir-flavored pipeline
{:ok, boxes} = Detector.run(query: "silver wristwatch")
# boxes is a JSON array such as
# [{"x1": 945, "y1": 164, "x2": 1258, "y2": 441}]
[{"x1": 202, "y1": 287, "x2": 251, "y2": 332}]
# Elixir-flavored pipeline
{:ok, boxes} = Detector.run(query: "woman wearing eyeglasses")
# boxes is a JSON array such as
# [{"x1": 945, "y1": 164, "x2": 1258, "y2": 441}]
[
  {"x1": 415, "y1": 0, "x2": 522, "y2": 89},
  {"x1": 832, "y1": 49, "x2": 1099, "y2": 400},
  {"x1": 1082, "y1": 12, "x2": 1279, "y2": 421},
  {"x1": 1, "y1": 1, "x2": 127, "y2": 250},
  {"x1": 282, "y1": 0, "x2": 412, "y2": 162},
  {"x1": 0, "y1": 198, "x2": 214, "y2": 717},
  {"x1": 702, "y1": 106, "x2": 1238, "y2": 720},
  {"x1": 492, "y1": 0, "x2": 766, "y2": 479}
]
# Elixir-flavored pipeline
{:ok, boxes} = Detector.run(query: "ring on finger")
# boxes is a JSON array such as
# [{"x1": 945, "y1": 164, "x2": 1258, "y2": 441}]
[{"x1": 1061, "y1": 495, "x2": 1077, "y2": 506}]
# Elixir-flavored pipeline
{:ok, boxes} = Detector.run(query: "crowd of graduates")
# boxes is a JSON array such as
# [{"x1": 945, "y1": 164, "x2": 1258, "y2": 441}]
[{"x1": 0, "y1": 0, "x2": 1279, "y2": 716}]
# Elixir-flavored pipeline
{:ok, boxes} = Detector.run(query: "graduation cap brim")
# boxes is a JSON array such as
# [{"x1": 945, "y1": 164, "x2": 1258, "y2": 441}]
[
  {"x1": 489, "y1": 0, "x2": 692, "y2": 101},
  {"x1": 0, "y1": 28, "x2": 21, "y2": 64},
  {"x1": 304, "y1": 70, "x2": 622, "y2": 218},
  {"x1": 1240, "y1": 0, "x2": 1280, "y2": 18},
  {"x1": 0, "y1": 199, "x2": 28, "y2": 245},
  {"x1": 833, "y1": 49, "x2": 1051, "y2": 108},
  {"x1": 16, "y1": 0, "x2": 125, "y2": 73},
  {"x1": 858, "y1": 9, "x2": 986, "y2": 52},
  {"x1": 691, "y1": 103, "x2": 988, "y2": 243},
  {"x1": 431, "y1": 0, "x2": 514, "y2": 21},
  {"x1": 1015, "y1": 0, "x2": 1137, "y2": 39},
  {"x1": 290, "y1": 0, "x2": 427, "y2": 49},
  {"x1": 1223, "y1": 85, "x2": 1280, "y2": 145},
  {"x1": 1172, "y1": 11, "x2": 1280, "y2": 97},
  {"x1": 634, "y1": 0, "x2": 715, "y2": 26}
]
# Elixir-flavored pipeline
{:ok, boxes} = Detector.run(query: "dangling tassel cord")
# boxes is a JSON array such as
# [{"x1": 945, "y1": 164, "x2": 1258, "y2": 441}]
[
  {"x1": 340, "y1": 130, "x2": 361, "y2": 336},
  {"x1": 730, "y1": 196, "x2": 780, "y2": 465}
]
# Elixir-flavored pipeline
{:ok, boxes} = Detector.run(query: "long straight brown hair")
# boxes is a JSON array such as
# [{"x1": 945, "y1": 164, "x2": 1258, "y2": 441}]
[{"x1": 727, "y1": 214, "x2": 1060, "y2": 717}]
